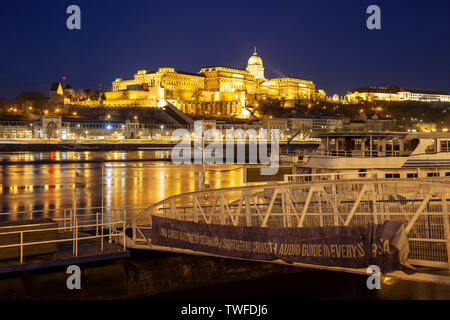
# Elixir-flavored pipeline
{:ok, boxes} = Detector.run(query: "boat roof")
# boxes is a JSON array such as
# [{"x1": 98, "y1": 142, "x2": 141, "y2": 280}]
[
  {"x1": 407, "y1": 132, "x2": 450, "y2": 139},
  {"x1": 317, "y1": 132, "x2": 450, "y2": 139},
  {"x1": 317, "y1": 132, "x2": 409, "y2": 138}
]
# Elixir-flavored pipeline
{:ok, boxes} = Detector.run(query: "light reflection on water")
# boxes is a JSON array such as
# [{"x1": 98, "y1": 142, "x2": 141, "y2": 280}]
[
  {"x1": 0, "y1": 151, "x2": 244, "y2": 220},
  {"x1": 0, "y1": 150, "x2": 170, "y2": 162}
]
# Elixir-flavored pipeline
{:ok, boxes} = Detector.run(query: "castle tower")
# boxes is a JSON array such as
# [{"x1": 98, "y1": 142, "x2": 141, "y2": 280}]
[
  {"x1": 64, "y1": 84, "x2": 74, "y2": 97},
  {"x1": 49, "y1": 82, "x2": 65, "y2": 105},
  {"x1": 246, "y1": 47, "x2": 264, "y2": 80},
  {"x1": 50, "y1": 82, "x2": 63, "y2": 98}
]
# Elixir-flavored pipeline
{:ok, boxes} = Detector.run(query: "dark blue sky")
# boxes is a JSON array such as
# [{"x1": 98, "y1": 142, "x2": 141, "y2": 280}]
[{"x1": 0, "y1": 0, "x2": 449, "y2": 99}]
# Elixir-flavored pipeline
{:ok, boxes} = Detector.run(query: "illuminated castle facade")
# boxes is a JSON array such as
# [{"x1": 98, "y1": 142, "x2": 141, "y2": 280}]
[{"x1": 81, "y1": 50, "x2": 326, "y2": 118}]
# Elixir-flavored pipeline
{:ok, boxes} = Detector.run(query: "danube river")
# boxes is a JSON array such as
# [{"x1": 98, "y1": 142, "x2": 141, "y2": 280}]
[{"x1": 0, "y1": 150, "x2": 245, "y2": 220}]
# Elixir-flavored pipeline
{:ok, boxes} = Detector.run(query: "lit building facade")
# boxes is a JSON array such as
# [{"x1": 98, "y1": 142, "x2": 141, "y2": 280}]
[
  {"x1": 346, "y1": 86, "x2": 450, "y2": 103},
  {"x1": 73, "y1": 50, "x2": 326, "y2": 118},
  {"x1": 346, "y1": 91, "x2": 401, "y2": 103},
  {"x1": 397, "y1": 91, "x2": 450, "y2": 102}
]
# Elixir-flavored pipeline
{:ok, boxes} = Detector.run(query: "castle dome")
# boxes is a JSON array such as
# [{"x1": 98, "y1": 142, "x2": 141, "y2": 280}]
[{"x1": 248, "y1": 48, "x2": 263, "y2": 67}]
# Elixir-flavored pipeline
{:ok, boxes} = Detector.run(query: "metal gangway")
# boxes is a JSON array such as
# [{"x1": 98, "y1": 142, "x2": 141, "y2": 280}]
[{"x1": 126, "y1": 178, "x2": 450, "y2": 285}]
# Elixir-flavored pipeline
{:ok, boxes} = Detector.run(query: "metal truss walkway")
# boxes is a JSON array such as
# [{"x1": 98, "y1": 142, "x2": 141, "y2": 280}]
[{"x1": 124, "y1": 178, "x2": 450, "y2": 285}]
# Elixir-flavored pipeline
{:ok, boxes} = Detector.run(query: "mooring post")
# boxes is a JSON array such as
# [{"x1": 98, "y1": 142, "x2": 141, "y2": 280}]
[
  {"x1": 20, "y1": 231, "x2": 23, "y2": 264},
  {"x1": 193, "y1": 195, "x2": 198, "y2": 223},
  {"x1": 108, "y1": 215, "x2": 112, "y2": 244},
  {"x1": 318, "y1": 191, "x2": 323, "y2": 227},
  {"x1": 96, "y1": 213, "x2": 99, "y2": 236},
  {"x1": 73, "y1": 218, "x2": 79, "y2": 257},
  {"x1": 123, "y1": 209, "x2": 127, "y2": 251}
]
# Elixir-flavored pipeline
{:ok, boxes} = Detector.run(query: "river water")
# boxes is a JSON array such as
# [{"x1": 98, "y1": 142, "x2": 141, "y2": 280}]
[{"x1": 0, "y1": 150, "x2": 245, "y2": 219}]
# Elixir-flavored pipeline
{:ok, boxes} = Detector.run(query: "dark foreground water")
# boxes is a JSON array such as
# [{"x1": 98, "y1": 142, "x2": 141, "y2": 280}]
[{"x1": 150, "y1": 268, "x2": 450, "y2": 300}]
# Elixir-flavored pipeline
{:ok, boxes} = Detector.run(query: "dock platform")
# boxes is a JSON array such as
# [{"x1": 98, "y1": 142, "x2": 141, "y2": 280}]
[{"x1": 0, "y1": 232, "x2": 129, "y2": 274}]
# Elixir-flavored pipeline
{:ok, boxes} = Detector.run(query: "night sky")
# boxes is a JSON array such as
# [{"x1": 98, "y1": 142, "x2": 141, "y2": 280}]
[{"x1": 0, "y1": 0, "x2": 449, "y2": 99}]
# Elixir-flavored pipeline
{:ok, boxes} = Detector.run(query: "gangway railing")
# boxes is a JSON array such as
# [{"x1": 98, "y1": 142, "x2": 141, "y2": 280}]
[
  {"x1": 0, "y1": 219, "x2": 126, "y2": 264},
  {"x1": 0, "y1": 205, "x2": 142, "y2": 265},
  {"x1": 128, "y1": 179, "x2": 450, "y2": 282}
]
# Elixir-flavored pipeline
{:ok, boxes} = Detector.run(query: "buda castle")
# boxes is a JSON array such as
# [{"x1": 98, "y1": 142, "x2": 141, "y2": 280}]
[{"x1": 77, "y1": 49, "x2": 326, "y2": 118}]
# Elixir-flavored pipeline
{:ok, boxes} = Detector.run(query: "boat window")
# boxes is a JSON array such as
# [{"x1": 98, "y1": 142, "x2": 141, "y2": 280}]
[
  {"x1": 372, "y1": 139, "x2": 379, "y2": 149},
  {"x1": 386, "y1": 138, "x2": 400, "y2": 152},
  {"x1": 385, "y1": 173, "x2": 400, "y2": 179},
  {"x1": 425, "y1": 140, "x2": 437, "y2": 154},
  {"x1": 427, "y1": 172, "x2": 440, "y2": 177},
  {"x1": 404, "y1": 139, "x2": 419, "y2": 152},
  {"x1": 352, "y1": 139, "x2": 362, "y2": 151},
  {"x1": 446, "y1": 172, "x2": 450, "y2": 177},
  {"x1": 337, "y1": 139, "x2": 344, "y2": 150},
  {"x1": 393, "y1": 140, "x2": 400, "y2": 151},
  {"x1": 407, "y1": 173, "x2": 418, "y2": 178},
  {"x1": 441, "y1": 140, "x2": 450, "y2": 152},
  {"x1": 386, "y1": 140, "x2": 393, "y2": 151}
]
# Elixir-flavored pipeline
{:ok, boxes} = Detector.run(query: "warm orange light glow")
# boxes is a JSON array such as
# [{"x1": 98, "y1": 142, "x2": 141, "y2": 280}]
[
  {"x1": 76, "y1": 50, "x2": 326, "y2": 117},
  {"x1": 241, "y1": 108, "x2": 250, "y2": 119}
]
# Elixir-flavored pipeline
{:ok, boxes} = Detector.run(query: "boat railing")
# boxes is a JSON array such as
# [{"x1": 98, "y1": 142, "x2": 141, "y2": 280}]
[
  {"x1": 312, "y1": 150, "x2": 411, "y2": 158},
  {"x1": 284, "y1": 171, "x2": 377, "y2": 183}
]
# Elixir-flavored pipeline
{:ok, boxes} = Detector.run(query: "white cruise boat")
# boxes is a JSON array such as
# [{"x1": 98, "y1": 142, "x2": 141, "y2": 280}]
[{"x1": 290, "y1": 132, "x2": 450, "y2": 179}]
